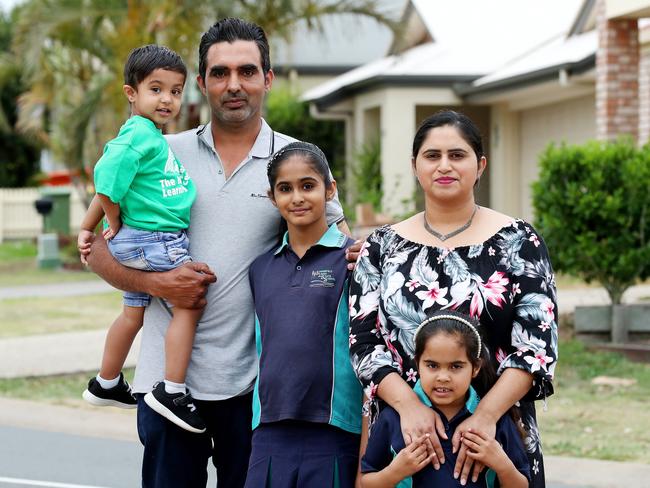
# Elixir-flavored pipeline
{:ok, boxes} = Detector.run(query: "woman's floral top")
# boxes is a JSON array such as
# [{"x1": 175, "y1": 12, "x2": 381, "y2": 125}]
[{"x1": 349, "y1": 219, "x2": 558, "y2": 487}]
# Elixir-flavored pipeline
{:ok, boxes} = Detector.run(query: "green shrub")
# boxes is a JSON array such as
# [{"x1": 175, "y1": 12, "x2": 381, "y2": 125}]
[
  {"x1": 533, "y1": 139, "x2": 650, "y2": 304},
  {"x1": 264, "y1": 87, "x2": 345, "y2": 187},
  {"x1": 352, "y1": 139, "x2": 383, "y2": 213}
]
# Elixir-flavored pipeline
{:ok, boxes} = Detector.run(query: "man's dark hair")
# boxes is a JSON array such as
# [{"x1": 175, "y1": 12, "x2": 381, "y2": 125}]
[
  {"x1": 123, "y1": 44, "x2": 187, "y2": 87},
  {"x1": 198, "y1": 18, "x2": 271, "y2": 80}
]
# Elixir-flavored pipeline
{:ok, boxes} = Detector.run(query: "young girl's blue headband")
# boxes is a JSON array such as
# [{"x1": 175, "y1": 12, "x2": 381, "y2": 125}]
[{"x1": 414, "y1": 314, "x2": 482, "y2": 359}]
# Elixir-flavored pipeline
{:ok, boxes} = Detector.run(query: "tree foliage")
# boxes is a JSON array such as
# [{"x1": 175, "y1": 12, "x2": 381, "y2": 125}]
[
  {"x1": 533, "y1": 140, "x2": 650, "y2": 304},
  {"x1": 264, "y1": 87, "x2": 345, "y2": 180},
  {"x1": 0, "y1": 10, "x2": 40, "y2": 187},
  {"x1": 2, "y1": 0, "x2": 397, "y2": 200},
  {"x1": 352, "y1": 139, "x2": 382, "y2": 212}
]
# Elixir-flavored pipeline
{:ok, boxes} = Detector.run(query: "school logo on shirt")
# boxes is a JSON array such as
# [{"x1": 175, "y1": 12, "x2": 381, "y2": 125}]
[
  {"x1": 164, "y1": 148, "x2": 180, "y2": 174},
  {"x1": 310, "y1": 269, "x2": 335, "y2": 287},
  {"x1": 160, "y1": 147, "x2": 190, "y2": 198}
]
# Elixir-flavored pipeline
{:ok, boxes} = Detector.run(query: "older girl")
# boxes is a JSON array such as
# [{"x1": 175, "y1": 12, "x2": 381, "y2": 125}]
[{"x1": 245, "y1": 142, "x2": 363, "y2": 488}]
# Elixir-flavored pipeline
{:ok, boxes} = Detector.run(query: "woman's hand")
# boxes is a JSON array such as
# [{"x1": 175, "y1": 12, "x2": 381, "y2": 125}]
[
  {"x1": 452, "y1": 412, "x2": 496, "y2": 485},
  {"x1": 398, "y1": 399, "x2": 447, "y2": 469}
]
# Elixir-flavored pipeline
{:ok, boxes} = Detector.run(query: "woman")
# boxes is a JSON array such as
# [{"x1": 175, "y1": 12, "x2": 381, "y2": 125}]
[{"x1": 349, "y1": 110, "x2": 557, "y2": 487}]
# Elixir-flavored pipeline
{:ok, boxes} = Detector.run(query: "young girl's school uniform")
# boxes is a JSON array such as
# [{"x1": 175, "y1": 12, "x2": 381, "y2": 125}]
[
  {"x1": 362, "y1": 383, "x2": 530, "y2": 488},
  {"x1": 245, "y1": 224, "x2": 362, "y2": 488}
]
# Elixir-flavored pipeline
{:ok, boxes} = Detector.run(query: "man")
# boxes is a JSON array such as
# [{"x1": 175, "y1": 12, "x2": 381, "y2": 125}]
[{"x1": 87, "y1": 18, "x2": 356, "y2": 488}]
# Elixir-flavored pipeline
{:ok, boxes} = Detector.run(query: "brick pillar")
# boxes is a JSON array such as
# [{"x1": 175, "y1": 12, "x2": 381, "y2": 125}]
[
  {"x1": 639, "y1": 40, "x2": 650, "y2": 145},
  {"x1": 596, "y1": 0, "x2": 639, "y2": 141}
]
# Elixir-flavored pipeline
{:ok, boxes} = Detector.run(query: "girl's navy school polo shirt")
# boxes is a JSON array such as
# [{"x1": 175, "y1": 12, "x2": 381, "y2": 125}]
[
  {"x1": 249, "y1": 224, "x2": 363, "y2": 435},
  {"x1": 361, "y1": 382, "x2": 530, "y2": 487}
]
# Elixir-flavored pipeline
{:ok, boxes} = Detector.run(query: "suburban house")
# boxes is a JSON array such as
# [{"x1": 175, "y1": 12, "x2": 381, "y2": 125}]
[{"x1": 303, "y1": 0, "x2": 649, "y2": 221}]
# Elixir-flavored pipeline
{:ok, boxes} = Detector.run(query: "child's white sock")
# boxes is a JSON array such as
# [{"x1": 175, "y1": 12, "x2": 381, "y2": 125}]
[
  {"x1": 164, "y1": 379, "x2": 186, "y2": 395},
  {"x1": 97, "y1": 374, "x2": 120, "y2": 389}
]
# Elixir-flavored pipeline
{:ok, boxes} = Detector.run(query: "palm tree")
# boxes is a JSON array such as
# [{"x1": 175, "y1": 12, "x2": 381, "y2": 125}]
[
  {"x1": 6, "y1": 0, "x2": 399, "y2": 204},
  {"x1": 0, "y1": 10, "x2": 41, "y2": 187}
]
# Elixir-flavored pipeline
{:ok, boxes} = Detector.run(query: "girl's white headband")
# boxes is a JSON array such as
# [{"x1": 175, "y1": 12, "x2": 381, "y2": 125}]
[{"x1": 414, "y1": 314, "x2": 482, "y2": 359}]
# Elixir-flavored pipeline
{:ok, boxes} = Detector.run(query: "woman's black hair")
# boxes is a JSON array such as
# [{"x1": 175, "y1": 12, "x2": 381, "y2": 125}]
[
  {"x1": 411, "y1": 109, "x2": 484, "y2": 161},
  {"x1": 267, "y1": 141, "x2": 333, "y2": 194},
  {"x1": 414, "y1": 310, "x2": 496, "y2": 398}
]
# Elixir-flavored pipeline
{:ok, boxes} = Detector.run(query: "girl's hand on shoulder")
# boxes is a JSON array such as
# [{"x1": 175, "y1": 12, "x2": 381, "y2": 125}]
[
  {"x1": 462, "y1": 429, "x2": 528, "y2": 488},
  {"x1": 399, "y1": 400, "x2": 447, "y2": 469},
  {"x1": 390, "y1": 434, "x2": 435, "y2": 479},
  {"x1": 345, "y1": 239, "x2": 363, "y2": 270},
  {"x1": 452, "y1": 413, "x2": 496, "y2": 485},
  {"x1": 461, "y1": 429, "x2": 509, "y2": 473}
]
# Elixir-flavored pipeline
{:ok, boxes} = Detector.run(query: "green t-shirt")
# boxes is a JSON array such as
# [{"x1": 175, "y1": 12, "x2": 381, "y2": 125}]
[{"x1": 93, "y1": 115, "x2": 196, "y2": 232}]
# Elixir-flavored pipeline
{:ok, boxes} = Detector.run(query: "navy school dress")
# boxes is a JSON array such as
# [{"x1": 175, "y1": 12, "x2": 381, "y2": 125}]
[
  {"x1": 245, "y1": 225, "x2": 363, "y2": 488},
  {"x1": 361, "y1": 382, "x2": 530, "y2": 488}
]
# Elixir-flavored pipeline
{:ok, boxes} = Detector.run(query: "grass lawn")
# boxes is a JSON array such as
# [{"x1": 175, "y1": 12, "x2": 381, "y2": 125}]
[
  {"x1": 0, "y1": 240, "x2": 100, "y2": 286},
  {"x1": 0, "y1": 292, "x2": 122, "y2": 338},
  {"x1": 538, "y1": 339, "x2": 650, "y2": 463},
  {"x1": 0, "y1": 369, "x2": 135, "y2": 408}
]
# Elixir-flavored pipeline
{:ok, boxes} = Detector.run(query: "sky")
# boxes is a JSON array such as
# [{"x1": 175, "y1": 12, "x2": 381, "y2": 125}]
[{"x1": 0, "y1": 0, "x2": 22, "y2": 13}]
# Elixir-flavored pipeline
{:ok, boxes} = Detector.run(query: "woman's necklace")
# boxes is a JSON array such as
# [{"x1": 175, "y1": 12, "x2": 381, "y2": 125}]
[{"x1": 423, "y1": 205, "x2": 479, "y2": 242}]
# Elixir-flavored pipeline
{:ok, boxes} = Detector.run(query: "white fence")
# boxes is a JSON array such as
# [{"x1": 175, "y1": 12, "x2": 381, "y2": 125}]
[{"x1": 0, "y1": 187, "x2": 87, "y2": 243}]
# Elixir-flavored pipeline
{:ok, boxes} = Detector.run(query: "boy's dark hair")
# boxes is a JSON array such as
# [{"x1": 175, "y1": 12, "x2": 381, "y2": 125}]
[
  {"x1": 198, "y1": 17, "x2": 271, "y2": 80},
  {"x1": 123, "y1": 45, "x2": 187, "y2": 87}
]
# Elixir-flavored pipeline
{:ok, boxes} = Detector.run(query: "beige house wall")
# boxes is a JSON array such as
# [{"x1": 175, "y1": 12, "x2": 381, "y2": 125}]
[
  {"x1": 273, "y1": 73, "x2": 333, "y2": 94},
  {"x1": 518, "y1": 94, "x2": 596, "y2": 221},
  {"x1": 489, "y1": 106, "x2": 521, "y2": 218},
  {"x1": 606, "y1": 0, "x2": 650, "y2": 18}
]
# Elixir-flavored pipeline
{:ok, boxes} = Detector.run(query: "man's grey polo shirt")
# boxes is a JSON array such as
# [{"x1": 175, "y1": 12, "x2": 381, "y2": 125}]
[{"x1": 133, "y1": 119, "x2": 345, "y2": 400}]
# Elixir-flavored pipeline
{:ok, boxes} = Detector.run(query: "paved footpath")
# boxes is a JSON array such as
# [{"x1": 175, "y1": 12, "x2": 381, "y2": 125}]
[
  {"x1": 0, "y1": 280, "x2": 139, "y2": 378},
  {"x1": 1, "y1": 280, "x2": 650, "y2": 487},
  {"x1": 1, "y1": 398, "x2": 649, "y2": 488}
]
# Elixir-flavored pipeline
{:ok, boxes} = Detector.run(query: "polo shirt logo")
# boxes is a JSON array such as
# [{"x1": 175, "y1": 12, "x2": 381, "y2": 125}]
[{"x1": 310, "y1": 269, "x2": 335, "y2": 287}]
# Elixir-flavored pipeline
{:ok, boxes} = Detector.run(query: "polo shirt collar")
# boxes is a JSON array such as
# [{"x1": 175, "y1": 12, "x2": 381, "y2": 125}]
[
  {"x1": 250, "y1": 119, "x2": 275, "y2": 159},
  {"x1": 413, "y1": 380, "x2": 479, "y2": 415},
  {"x1": 196, "y1": 118, "x2": 274, "y2": 159},
  {"x1": 274, "y1": 223, "x2": 347, "y2": 255}
]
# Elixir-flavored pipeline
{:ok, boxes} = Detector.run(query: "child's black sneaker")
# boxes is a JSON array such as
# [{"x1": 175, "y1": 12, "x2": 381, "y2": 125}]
[
  {"x1": 82, "y1": 372, "x2": 137, "y2": 409},
  {"x1": 144, "y1": 382, "x2": 206, "y2": 434}
]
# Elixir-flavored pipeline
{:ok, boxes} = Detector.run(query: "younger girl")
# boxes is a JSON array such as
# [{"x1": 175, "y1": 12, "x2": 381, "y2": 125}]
[
  {"x1": 361, "y1": 311, "x2": 529, "y2": 488},
  {"x1": 245, "y1": 142, "x2": 363, "y2": 488}
]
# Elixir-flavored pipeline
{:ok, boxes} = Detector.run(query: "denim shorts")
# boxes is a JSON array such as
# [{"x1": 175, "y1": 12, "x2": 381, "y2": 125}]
[{"x1": 107, "y1": 224, "x2": 191, "y2": 307}]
